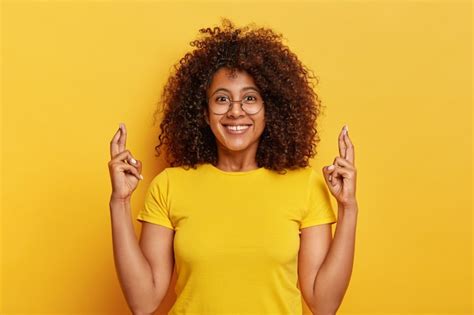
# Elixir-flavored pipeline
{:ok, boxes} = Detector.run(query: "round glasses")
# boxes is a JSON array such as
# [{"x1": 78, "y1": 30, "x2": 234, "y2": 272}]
[{"x1": 209, "y1": 95, "x2": 264, "y2": 115}]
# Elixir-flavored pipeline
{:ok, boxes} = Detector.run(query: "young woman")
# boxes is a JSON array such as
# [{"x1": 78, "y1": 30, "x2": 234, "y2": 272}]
[{"x1": 108, "y1": 19, "x2": 358, "y2": 315}]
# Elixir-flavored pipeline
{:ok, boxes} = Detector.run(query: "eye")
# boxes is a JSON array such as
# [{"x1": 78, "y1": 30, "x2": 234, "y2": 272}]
[
  {"x1": 215, "y1": 96, "x2": 229, "y2": 103},
  {"x1": 244, "y1": 95, "x2": 257, "y2": 102}
]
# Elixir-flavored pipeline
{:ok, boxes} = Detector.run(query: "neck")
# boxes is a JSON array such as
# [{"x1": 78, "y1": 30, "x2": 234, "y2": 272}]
[{"x1": 215, "y1": 142, "x2": 259, "y2": 172}]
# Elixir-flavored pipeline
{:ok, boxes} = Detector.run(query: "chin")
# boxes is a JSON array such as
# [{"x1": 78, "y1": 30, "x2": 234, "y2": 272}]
[
  {"x1": 220, "y1": 138, "x2": 251, "y2": 152},
  {"x1": 215, "y1": 134, "x2": 254, "y2": 152}
]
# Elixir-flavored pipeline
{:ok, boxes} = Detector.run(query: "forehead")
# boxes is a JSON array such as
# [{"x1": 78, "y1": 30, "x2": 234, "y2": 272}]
[{"x1": 208, "y1": 67, "x2": 258, "y2": 92}]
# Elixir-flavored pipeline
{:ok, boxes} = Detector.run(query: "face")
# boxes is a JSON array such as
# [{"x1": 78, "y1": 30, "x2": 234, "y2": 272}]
[{"x1": 205, "y1": 67, "x2": 266, "y2": 153}]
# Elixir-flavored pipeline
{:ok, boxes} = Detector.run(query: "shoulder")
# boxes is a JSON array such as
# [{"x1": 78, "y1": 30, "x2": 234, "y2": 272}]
[
  {"x1": 282, "y1": 166, "x2": 326, "y2": 192},
  {"x1": 163, "y1": 165, "x2": 203, "y2": 176},
  {"x1": 278, "y1": 165, "x2": 314, "y2": 179},
  {"x1": 152, "y1": 164, "x2": 206, "y2": 183},
  {"x1": 261, "y1": 166, "x2": 316, "y2": 188}
]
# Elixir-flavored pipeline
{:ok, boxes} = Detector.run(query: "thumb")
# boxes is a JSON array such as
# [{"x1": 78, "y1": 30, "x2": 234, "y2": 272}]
[
  {"x1": 134, "y1": 159, "x2": 143, "y2": 175},
  {"x1": 321, "y1": 166, "x2": 331, "y2": 187}
]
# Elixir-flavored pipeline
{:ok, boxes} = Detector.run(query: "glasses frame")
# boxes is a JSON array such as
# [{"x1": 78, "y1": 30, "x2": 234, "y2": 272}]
[{"x1": 208, "y1": 96, "x2": 264, "y2": 115}]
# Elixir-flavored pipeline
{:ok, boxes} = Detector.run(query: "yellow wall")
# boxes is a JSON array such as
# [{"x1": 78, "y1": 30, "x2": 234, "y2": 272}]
[{"x1": 1, "y1": 0, "x2": 472, "y2": 314}]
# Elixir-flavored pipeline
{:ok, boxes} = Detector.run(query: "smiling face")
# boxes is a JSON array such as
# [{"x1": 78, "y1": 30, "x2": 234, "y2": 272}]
[{"x1": 205, "y1": 67, "x2": 266, "y2": 155}]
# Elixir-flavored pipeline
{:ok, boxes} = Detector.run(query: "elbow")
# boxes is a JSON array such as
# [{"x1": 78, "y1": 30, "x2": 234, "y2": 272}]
[
  {"x1": 130, "y1": 307, "x2": 156, "y2": 315},
  {"x1": 130, "y1": 294, "x2": 164, "y2": 315},
  {"x1": 132, "y1": 300, "x2": 163, "y2": 315},
  {"x1": 310, "y1": 303, "x2": 338, "y2": 315},
  {"x1": 310, "y1": 292, "x2": 341, "y2": 315},
  {"x1": 131, "y1": 305, "x2": 158, "y2": 315},
  {"x1": 310, "y1": 309, "x2": 336, "y2": 315},
  {"x1": 130, "y1": 285, "x2": 168, "y2": 315},
  {"x1": 130, "y1": 300, "x2": 160, "y2": 315}
]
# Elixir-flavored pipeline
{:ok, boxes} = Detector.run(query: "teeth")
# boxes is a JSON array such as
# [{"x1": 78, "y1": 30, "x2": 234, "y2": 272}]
[{"x1": 226, "y1": 125, "x2": 250, "y2": 131}]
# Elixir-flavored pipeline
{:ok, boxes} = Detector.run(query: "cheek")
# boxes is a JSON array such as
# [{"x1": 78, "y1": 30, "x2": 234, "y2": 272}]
[
  {"x1": 209, "y1": 119, "x2": 224, "y2": 139},
  {"x1": 256, "y1": 116, "x2": 266, "y2": 135}
]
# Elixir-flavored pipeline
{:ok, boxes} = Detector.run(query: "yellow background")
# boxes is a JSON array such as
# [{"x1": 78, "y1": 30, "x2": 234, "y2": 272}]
[{"x1": 1, "y1": 0, "x2": 472, "y2": 314}]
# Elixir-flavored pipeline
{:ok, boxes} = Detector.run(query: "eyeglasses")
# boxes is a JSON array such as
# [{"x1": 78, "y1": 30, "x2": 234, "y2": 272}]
[{"x1": 208, "y1": 95, "x2": 264, "y2": 115}]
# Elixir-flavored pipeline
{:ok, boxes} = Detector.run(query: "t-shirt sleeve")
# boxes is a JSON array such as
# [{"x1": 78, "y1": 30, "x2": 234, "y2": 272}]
[
  {"x1": 300, "y1": 168, "x2": 337, "y2": 229},
  {"x1": 136, "y1": 169, "x2": 175, "y2": 230}
]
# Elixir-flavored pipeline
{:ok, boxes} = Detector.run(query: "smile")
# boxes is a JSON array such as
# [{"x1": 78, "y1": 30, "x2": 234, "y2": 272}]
[{"x1": 222, "y1": 124, "x2": 252, "y2": 134}]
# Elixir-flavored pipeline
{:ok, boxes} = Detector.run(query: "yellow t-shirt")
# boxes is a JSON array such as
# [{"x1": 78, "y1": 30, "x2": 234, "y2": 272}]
[{"x1": 136, "y1": 163, "x2": 337, "y2": 315}]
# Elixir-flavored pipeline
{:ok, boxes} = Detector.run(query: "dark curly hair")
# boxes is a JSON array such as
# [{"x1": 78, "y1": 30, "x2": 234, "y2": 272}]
[{"x1": 153, "y1": 18, "x2": 326, "y2": 174}]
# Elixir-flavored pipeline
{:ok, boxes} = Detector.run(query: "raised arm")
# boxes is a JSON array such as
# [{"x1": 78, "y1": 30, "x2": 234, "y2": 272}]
[{"x1": 108, "y1": 123, "x2": 174, "y2": 314}]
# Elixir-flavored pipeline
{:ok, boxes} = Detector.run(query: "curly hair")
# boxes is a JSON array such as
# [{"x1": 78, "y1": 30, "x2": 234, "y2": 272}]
[{"x1": 153, "y1": 18, "x2": 326, "y2": 174}]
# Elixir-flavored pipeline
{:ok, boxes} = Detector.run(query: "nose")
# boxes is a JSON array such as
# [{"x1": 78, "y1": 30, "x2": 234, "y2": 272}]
[{"x1": 226, "y1": 100, "x2": 246, "y2": 118}]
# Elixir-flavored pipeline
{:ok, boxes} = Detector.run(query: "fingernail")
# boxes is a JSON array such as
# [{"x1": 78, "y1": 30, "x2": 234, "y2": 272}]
[
  {"x1": 139, "y1": 174, "x2": 144, "y2": 180},
  {"x1": 328, "y1": 164, "x2": 335, "y2": 170},
  {"x1": 130, "y1": 158, "x2": 137, "y2": 164},
  {"x1": 344, "y1": 125, "x2": 349, "y2": 134}
]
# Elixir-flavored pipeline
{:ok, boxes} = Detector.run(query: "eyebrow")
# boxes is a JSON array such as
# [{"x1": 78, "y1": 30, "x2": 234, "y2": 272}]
[{"x1": 210, "y1": 86, "x2": 260, "y2": 97}]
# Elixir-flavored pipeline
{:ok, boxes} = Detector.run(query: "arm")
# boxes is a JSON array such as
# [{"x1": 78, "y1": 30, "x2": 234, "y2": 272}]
[
  {"x1": 110, "y1": 197, "x2": 174, "y2": 314},
  {"x1": 303, "y1": 124, "x2": 357, "y2": 314},
  {"x1": 311, "y1": 204, "x2": 358, "y2": 315}
]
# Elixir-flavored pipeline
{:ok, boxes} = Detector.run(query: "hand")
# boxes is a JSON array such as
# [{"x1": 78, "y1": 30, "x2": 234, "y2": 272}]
[
  {"x1": 322, "y1": 125, "x2": 357, "y2": 208},
  {"x1": 108, "y1": 123, "x2": 143, "y2": 202}
]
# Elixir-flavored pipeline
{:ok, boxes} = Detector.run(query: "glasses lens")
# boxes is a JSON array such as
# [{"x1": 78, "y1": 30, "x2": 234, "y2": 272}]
[
  {"x1": 242, "y1": 99, "x2": 262, "y2": 114},
  {"x1": 211, "y1": 99, "x2": 231, "y2": 114}
]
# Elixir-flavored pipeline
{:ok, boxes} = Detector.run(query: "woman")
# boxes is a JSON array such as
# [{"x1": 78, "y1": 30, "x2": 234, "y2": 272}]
[{"x1": 108, "y1": 19, "x2": 358, "y2": 315}]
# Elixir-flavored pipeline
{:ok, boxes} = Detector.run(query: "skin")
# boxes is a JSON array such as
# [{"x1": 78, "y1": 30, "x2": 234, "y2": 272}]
[
  {"x1": 109, "y1": 123, "x2": 143, "y2": 201},
  {"x1": 204, "y1": 67, "x2": 266, "y2": 172},
  {"x1": 322, "y1": 125, "x2": 357, "y2": 208}
]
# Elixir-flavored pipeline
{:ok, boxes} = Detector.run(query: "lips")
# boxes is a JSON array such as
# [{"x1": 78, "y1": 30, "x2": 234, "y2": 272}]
[
  {"x1": 221, "y1": 124, "x2": 253, "y2": 126},
  {"x1": 222, "y1": 123, "x2": 252, "y2": 134}
]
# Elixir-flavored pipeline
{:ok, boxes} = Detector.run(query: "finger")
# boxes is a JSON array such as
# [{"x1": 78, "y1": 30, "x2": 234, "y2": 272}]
[
  {"x1": 331, "y1": 166, "x2": 351, "y2": 179},
  {"x1": 322, "y1": 166, "x2": 333, "y2": 187},
  {"x1": 120, "y1": 163, "x2": 143, "y2": 181},
  {"x1": 329, "y1": 167, "x2": 340, "y2": 185},
  {"x1": 338, "y1": 126, "x2": 347, "y2": 159},
  {"x1": 110, "y1": 125, "x2": 122, "y2": 159},
  {"x1": 330, "y1": 166, "x2": 352, "y2": 185},
  {"x1": 118, "y1": 123, "x2": 127, "y2": 153},
  {"x1": 323, "y1": 164, "x2": 336, "y2": 184},
  {"x1": 343, "y1": 128, "x2": 355, "y2": 166},
  {"x1": 333, "y1": 156, "x2": 354, "y2": 168},
  {"x1": 110, "y1": 150, "x2": 141, "y2": 172},
  {"x1": 324, "y1": 164, "x2": 336, "y2": 175},
  {"x1": 130, "y1": 158, "x2": 142, "y2": 175},
  {"x1": 110, "y1": 155, "x2": 143, "y2": 180},
  {"x1": 329, "y1": 169, "x2": 338, "y2": 185}
]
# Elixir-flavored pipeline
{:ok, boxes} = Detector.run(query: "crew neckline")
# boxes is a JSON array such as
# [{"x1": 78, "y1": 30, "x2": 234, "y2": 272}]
[{"x1": 204, "y1": 163, "x2": 266, "y2": 176}]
